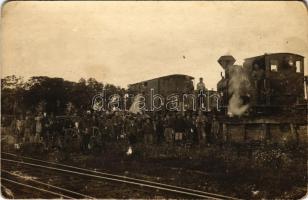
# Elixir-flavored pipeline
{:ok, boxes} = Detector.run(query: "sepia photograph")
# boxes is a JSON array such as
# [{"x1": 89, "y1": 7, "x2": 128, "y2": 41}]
[{"x1": 1, "y1": 1, "x2": 307, "y2": 199}]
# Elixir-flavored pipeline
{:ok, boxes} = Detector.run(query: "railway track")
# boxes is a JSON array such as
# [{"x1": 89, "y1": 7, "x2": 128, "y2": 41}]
[
  {"x1": 2, "y1": 177, "x2": 73, "y2": 199},
  {"x1": 1, "y1": 171, "x2": 94, "y2": 199},
  {"x1": 2, "y1": 152, "x2": 239, "y2": 199}
]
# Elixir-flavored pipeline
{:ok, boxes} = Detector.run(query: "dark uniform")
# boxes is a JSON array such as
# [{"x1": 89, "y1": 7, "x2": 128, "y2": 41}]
[
  {"x1": 127, "y1": 118, "x2": 138, "y2": 145},
  {"x1": 174, "y1": 115, "x2": 186, "y2": 144},
  {"x1": 143, "y1": 119, "x2": 154, "y2": 144},
  {"x1": 155, "y1": 117, "x2": 164, "y2": 145}
]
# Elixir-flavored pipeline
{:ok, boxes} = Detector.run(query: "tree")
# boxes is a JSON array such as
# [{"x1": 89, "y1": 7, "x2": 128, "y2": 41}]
[
  {"x1": 1, "y1": 75, "x2": 25, "y2": 115},
  {"x1": 1, "y1": 75, "x2": 126, "y2": 116}
]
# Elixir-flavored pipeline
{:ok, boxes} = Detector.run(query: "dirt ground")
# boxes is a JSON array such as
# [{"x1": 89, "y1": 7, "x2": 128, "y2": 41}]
[{"x1": 1, "y1": 138, "x2": 307, "y2": 199}]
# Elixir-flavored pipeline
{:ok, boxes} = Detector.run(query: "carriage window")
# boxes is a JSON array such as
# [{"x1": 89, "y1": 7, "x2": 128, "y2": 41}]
[
  {"x1": 270, "y1": 64, "x2": 277, "y2": 72},
  {"x1": 270, "y1": 60, "x2": 278, "y2": 72},
  {"x1": 296, "y1": 61, "x2": 301, "y2": 73}
]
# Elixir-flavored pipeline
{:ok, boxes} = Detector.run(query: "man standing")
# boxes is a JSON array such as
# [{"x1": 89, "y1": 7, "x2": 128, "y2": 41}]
[
  {"x1": 80, "y1": 114, "x2": 91, "y2": 154},
  {"x1": 143, "y1": 119, "x2": 154, "y2": 145},
  {"x1": 174, "y1": 113, "x2": 186, "y2": 145},
  {"x1": 211, "y1": 115, "x2": 220, "y2": 145},
  {"x1": 252, "y1": 64, "x2": 265, "y2": 103},
  {"x1": 196, "y1": 77, "x2": 206, "y2": 92},
  {"x1": 112, "y1": 113, "x2": 122, "y2": 141},
  {"x1": 127, "y1": 117, "x2": 137, "y2": 146},
  {"x1": 185, "y1": 114, "x2": 194, "y2": 143},
  {"x1": 41, "y1": 113, "x2": 50, "y2": 150},
  {"x1": 15, "y1": 115, "x2": 24, "y2": 146},
  {"x1": 196, "y1": 77, "x2": 207, "y2": 109},
  {"x1": 196, "y1": 111, "x2": 207, "y2": 145},
  {"x1": 163, "y1": 114, "x2": 174, "y2": 144},
  {"x1": 154, "y1": 115, "x2": 164, "y2": 145},
  {"x1": 35, "y1": 113, "x2": 43, "y2": 144},
  {"x1": 23, "y1": 113, "x2": 34, "y2": 143}
]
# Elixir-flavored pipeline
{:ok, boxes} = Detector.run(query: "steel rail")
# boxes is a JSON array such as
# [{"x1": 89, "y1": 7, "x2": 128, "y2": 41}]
[
  {"x1": 2, "y1": 158, "x2": 224, "y2": 199},
  {"x1": 1, "y1": 177, "x2": 74, "y2": 199},
  {"x1": 2, "y1": 169, "x2": 94, "y2": 199},
  {"x1": 2, "y1": 152, "x2": 239, "y2": 199}
]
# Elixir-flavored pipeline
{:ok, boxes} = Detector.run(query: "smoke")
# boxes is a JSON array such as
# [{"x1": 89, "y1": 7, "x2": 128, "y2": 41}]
[
  {"x1": 129, "y1": 94, "x2": 143, "y2": 114},
  {"x1": 228, "y1": 65, "x2": 250, "y2": 116}
]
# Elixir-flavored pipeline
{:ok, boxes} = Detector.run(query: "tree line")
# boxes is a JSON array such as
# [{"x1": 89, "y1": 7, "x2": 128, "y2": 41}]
[{"x1": 1, "y1": 75, "x2": 126, "y2": 116}]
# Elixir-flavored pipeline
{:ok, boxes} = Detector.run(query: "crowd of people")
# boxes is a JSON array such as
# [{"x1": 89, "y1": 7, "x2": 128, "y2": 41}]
[{"x1": 2, "y1": 110, "x2": 224, "y2": 154}]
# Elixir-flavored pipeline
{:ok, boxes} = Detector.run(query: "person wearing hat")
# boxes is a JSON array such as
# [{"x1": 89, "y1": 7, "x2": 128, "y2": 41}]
[
  {"x1": 163, "y1": 114, "x2": 174, "y2": 144},
  {"x1": 196, "y1": 77, "x2": 206, "y2": 91},
  {"x1": 196, "y1": 111, "x2": 207, "y2": 145},
  {"x1": 211, "y1": 115, "x2": 220, "y2": 145},
  {"x1": 174, "y1": 113, "x2": 186, "y2": 145},
  {"x1": 34, "y1": 113, "x2": 43, "y2": 144},
  {"x1": 127, "y1": 117, "x2": 138, "y2": 146},
  {"x1": 15, "y1": 114, "x2": 25, "y2": 146},
  {"x1": 143, "y1": 118, "x2": 154, "y2": 145},
  {"x1": 154, "y1": 114, "x2": 164, "y2": 145},
  {"x1": 196, "y1": 77, "x2": 207, "y2": 110},
  {"x1": 23, "y1": 112, "x2": 34, "y2": 143}
]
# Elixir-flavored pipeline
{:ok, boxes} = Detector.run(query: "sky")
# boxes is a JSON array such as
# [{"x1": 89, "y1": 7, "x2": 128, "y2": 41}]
[{"x1": 1, "y1": 1, "x2": 307, "y2": 89}]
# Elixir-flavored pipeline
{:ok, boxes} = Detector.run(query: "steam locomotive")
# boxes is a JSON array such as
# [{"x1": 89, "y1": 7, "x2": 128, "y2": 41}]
[
  {"x1": 215, "y1": 53, "x2": 306, "y2": 145},
  {"x1": 128, "y1": 53, "x2": 306, "y2": 116},
  {"x1": 127, "y1": 53, "x2": 307, "y2": 145},
  {"x1": 217, "y1": 53, "x2": 306, "y2": 116}
]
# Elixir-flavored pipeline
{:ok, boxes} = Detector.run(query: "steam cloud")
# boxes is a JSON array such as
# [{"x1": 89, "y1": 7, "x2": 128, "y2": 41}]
[
  {"x1": 129, "y1": 94, "x2": 143, "y2": 114},
  {"x1": 228, "y1": 65, "x2": 250, "y2": 116}
]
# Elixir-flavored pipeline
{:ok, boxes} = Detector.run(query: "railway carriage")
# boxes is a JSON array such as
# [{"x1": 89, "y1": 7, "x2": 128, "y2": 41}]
[{"x1": 128, "y1": 74, "x2": 195, "y2": 111}]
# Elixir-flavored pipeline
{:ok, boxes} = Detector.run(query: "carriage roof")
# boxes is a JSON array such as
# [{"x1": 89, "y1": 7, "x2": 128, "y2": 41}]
[
  {"x1": 244, "y1": 53, "x2": 304, "y2": 61},
  {"x1": 128, "y1": 74, "x2": 194, "y2": 87}
]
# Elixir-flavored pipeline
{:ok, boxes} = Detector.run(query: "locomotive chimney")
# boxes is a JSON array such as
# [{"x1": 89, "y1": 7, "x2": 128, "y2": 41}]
[{"x1": 217, "y1": 55, "x2": 236, "y2": 79}]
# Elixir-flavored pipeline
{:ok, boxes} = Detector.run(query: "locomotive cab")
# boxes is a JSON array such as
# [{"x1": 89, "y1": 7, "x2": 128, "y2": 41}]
[{"x1": 243, "y1": 53, "x2": 305, "y2": 114}]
